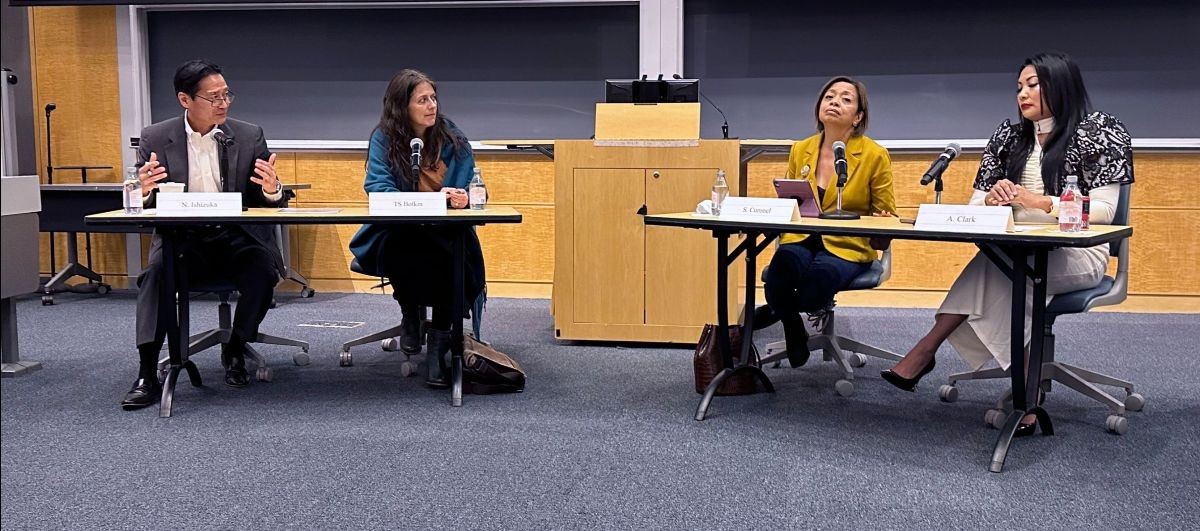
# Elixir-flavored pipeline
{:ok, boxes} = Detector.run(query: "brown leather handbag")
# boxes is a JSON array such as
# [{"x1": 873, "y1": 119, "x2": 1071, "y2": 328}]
[
  {"x1": 693, "y1": 324, "x2": 760, "y2": 395},
  {"x1": 462, "y1": 336, "x2": 526, "y2": 394}
]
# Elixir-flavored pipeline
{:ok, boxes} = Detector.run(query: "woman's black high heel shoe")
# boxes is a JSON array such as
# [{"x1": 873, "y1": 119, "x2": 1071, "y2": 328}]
[
  {"x1": 1014, "y1": 390, "x2": 1046, "y2": 437},
  {"x1": 880, "y1": 357, "x2": 937, "y2": 392}
]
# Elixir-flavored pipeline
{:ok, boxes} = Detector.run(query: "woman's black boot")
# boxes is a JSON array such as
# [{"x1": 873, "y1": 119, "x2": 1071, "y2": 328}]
[
  {"x1": 399, "y1": 304, "x2": 424, "y2": 354},
  {"x1": 424, "y1": 328, "x2": 451, "y2": 388}
]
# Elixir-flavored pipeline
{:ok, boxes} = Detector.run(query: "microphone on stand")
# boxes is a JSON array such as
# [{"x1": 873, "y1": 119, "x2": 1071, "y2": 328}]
[
  {"x1": 833, "y1": 141, "x2": 849, "y2": 187},
  {"x1": 920, "y1": 143, "x2": 960, "y2": 204},
  {"x1": 214, "y1": 130, "x2": 234, "y2": 192},
  {"x1": 44, "y1": 102, "x2": 58, "y2": 274},
  {"x1": 213, "y1": 129, "x2": 235, "y2": 148},
  {"x1": 674, "y1": 74, "x2": 729, "y2": 139},
  {"x1": 920, "y1": 143, "x2": 960, "y2": 185},
  {"x1": 44, "y1": 102, "x2": 56, "y2": 183},
  {"x1": 819, "y1": 140, "x2": 861, "y2": 220},
  {"x1": 409, "y1": 137, "x2": 424, "y2": 184}
]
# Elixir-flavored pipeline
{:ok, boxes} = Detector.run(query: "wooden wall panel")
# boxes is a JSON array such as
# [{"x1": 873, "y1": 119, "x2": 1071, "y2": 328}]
[
  {"x1": 292, "y1": 153, "x2": 367, "y2": 203},
  {"x1": 1127, "y1": 210, "x2": 1200, "y2": 295},
  {"x1": 274, "y1": 152, "x2": 297, "y2": 186},
  {"x1": 38, "y1": 232, "x2": 128, "y2": 277},
  {"x1": 290, "y1": 152, "x2": 555, "y2": 206},
  {"x1": 1128, "y1": 153, "x2": 1194, "y2": 209},
  {"x1": 285, "y1": 207, "x2": 366, "y2": 282},
  {"x1": 475, "y1": 154, "x2": 554, "y2": 205},
  {"x1": 477, "y1": 206, "x2": 553, "y2": 283},
  {"x1": 31, "y1": 6, "x2": 126, "y2": 276},
  {"x1": 31, "y1": 6, "x2": 122, "y2": 185}
]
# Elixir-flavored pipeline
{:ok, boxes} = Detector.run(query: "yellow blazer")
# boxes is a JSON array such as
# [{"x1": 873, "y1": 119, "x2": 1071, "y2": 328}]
[{"x1": 779, "y1": 133, "x2": 897, "y2": 263}]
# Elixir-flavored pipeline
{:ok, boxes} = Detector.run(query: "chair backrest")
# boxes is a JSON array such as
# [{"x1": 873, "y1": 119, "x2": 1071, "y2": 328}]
[
  {"x1": 877, "y1": 246, "x2": 892, "y2": 285},
  {"x1": 1109, "y1": 183, "x2": 1132, "y2": 259},
  {"x1": 1083, "y1": 182, "x2": 1132, "y2": 312}
]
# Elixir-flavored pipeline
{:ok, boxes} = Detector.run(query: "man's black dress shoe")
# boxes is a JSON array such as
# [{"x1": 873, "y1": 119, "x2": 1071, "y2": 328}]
[
  {"x1": 225, "y1": 367, "x2": 249, "y2": 388},
  {"x1": 880, "y1": 357, "x2": 937, "y2": 392},
  {"x1": 222, "y1": 343, "x2": 250, "y2": 388},
  {"x1": 781, "y1": 314, "x2": 810, "y2": 367},
  {"x1": 121, "y1": 378, "x2": 161, "y2": 410}
]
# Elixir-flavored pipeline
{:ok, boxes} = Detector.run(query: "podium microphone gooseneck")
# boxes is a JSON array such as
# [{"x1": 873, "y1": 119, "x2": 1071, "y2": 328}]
[
  {"x1": 674, "y1": 74, "x2": 728, "y2": 139},
  {"x1": 920, "y1": 142, "x2": 960, "y2": 204},
  {"x1": 819, "y1": 140, "x2": 860, "y2": 220}
]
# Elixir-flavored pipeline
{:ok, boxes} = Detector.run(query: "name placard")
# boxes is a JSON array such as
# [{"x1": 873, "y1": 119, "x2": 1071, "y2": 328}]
[
  {"x1": 368, "y1": 192, "x2": 447, "y2": 216},
  {"x1": 156, "y1": 192, "x2": 242, "y2": 216},
  {"x1": 914, "y1": 204, "x2": 1014, "y2": 234},
  {"x1": 718, "y1": 197, "x2": 801, "y2": 223}
]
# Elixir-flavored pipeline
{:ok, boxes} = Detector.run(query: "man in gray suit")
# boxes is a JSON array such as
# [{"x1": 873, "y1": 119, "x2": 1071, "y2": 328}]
[{"x1": 122, "y1": 59, "x2": 286, "y2": 409}]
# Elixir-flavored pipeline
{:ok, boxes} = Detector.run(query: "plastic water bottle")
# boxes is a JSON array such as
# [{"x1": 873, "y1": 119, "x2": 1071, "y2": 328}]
[
  {"x1": 1058, "y1": 174, "x2": 1082, "y2": 233},
  {"x1": 123, "y1": 166, "x2": 143, "y2": 215},
  {"x1": 468, "y1": 167, "x2": 486, "y2": 210},
  {"x1": 711, "y1": 169, "x2": 729, "y2": 216}
]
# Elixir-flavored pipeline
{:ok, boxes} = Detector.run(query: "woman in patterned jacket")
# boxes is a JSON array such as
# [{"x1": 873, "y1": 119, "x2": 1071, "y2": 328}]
[{"x1": 879, "y1": 51, "x2": 1135, "y2": 435}]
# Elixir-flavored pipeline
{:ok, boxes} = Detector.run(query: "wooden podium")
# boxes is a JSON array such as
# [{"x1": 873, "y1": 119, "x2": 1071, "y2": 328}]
[{"x1": 553, "y1": 103, "x2": 740, "y2": 343}]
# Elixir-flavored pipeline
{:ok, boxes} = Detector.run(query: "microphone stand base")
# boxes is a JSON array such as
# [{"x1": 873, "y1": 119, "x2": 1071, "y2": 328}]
[{"x1": 819, "y1": 210, "x2": 861, "y2": 220}]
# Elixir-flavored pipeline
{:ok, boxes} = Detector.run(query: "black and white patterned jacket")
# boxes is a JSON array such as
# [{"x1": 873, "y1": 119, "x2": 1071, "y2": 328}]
[{"x1": 973, "y1": 111, "x2": 1135, "y2": 195}]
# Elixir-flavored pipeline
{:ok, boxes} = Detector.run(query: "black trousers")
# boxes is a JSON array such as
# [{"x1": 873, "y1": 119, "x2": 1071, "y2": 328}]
[
  {"x1": 377, "y1": 226, "x2": 484, "y2": 329},
  {"x1": 135, "y1": 227, "x2": 279, "y2": 350},
  {"x1": 764, "y1": 236, "x2": 870, "y2": 317}
]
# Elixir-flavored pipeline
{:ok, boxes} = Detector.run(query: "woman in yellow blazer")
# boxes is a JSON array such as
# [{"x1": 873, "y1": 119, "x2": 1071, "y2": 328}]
[{"x1": 763, "y1": 76, "x2": 897, "y2": 366}]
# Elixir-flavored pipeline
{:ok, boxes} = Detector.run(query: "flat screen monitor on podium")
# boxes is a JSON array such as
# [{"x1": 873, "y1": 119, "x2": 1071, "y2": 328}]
[{"x1": 605, "y1": 78, "x2": 699, "y2": 103}]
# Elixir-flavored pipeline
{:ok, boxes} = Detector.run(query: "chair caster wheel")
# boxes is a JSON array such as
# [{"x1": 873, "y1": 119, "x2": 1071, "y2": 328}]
[
  {"x1": 400, "y1": 361, "x2": 415, "y2": 378},
  {"x1": 256, "y1": 367, "x2": 272, "y2": 382},
  {"x1": 42, "y1": 295, "x2": 54, "y2": 306},
  {"x1": 299, "y1": 287, "x2": 315, "y2": 298},
  {"x1": 381, "y1": 338, "x2": 401, "y2": 352},
  {"x1": 834, "y1": 379, "x2": 854, "y2": 397},
  {"x1": 156, "y1": 368, "x2": 167, "y2": 384},
  {"x1": 96, "y1": 284, "x2": 111, "y2": 295},
  {"x1": 1106, "y1": 415, "x2": 1129, "y2": 435},
  {"x1": 1124, "y1": 393, "x2": 1145, "y2": 412},
  {"x1": 848, "y1": 353, "x2": 867, "y2": 368},
  {"x1": 293, "y1": 352, "x2": 310, "y2": 366},
  {"x1": 938, "y1": 385, "x2": 959, "y2": 403},
  {"x1": 985, "y1": 409, "x2": 1006, "y2": 429},
  {"x1": 338, "y1": 350, "x2": 353, "y2": 367}
]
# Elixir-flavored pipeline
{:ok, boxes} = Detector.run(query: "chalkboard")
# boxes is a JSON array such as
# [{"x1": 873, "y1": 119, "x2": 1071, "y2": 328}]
[
  {"x1": 147, "y1": 5, "x2": 640, "y2": 142},
  {"x1": 146, "y1": 1, "x2": 1198, "y2": 143},
  {"x1": 683, "y1": 0, "x2": 1200, "y2": 140}
]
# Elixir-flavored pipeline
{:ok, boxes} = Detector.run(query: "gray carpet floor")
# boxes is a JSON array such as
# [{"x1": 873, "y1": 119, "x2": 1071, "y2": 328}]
[{"x1": 2, "y1": 291, "x2": 1198, "y2": 530}]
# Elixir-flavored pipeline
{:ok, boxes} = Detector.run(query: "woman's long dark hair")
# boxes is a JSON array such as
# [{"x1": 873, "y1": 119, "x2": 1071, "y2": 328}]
[
  {"x1": 376, "y1": 69, "x2": 470, "y2": 188},
  {"x1": 1004, "y1": 51, "x2": 1093, "y2": 195}
]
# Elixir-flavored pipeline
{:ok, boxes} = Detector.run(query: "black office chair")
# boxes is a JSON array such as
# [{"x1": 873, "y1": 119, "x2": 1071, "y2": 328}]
[
  {"x1": 938, "y1": 183, "x2": 1143, "y2": 435},
  {"x1": 757, "y1": 247, "x2": 902, "y2": 397},
  {"x1": 157, "y1": 279, "x2": 310, "y2": 383},
  {"x1": 337, "y1": 259, "x2": 424, "y2": 376},
  {"x1": 338, "y1": 258, "x2": 483, "y2": 377}
]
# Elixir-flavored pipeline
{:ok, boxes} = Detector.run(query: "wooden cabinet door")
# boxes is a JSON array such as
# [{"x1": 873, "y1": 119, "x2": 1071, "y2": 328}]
[
  {"x1": 644, "y1": 168, "x2": 725, "y2": 326},
  {"x1": 570, "y1": 168, "x2": 646, "y2": 325}
]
